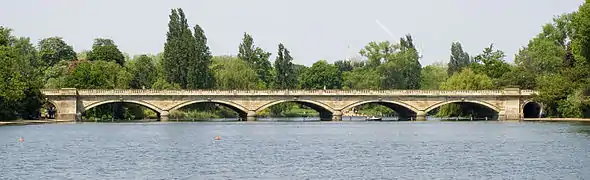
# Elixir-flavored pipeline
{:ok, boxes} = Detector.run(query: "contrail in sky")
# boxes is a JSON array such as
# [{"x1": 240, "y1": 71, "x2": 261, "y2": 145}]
[{"x1": 375, "y1": 20, "x2": 396, "y2": 40}]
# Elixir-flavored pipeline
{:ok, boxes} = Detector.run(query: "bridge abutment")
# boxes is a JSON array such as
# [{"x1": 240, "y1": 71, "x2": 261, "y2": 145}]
[
  {"x1": 332, "y1": 111, "x2": 343, "y2": 121},
  {"x1": 247, "y1": 111, "x2": 257, "y2": 121},
  {"x1": 159, "y1": 111, "x2": 170, "y2": 122},
  {"x1": 416, "y1": 111, "x2": 427, "y2": 121}
]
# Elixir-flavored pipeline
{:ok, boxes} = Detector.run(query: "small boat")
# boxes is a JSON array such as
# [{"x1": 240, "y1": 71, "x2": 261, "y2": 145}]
[{"x1": 366, "y1": 116, "x2": 382, "y2": 121}]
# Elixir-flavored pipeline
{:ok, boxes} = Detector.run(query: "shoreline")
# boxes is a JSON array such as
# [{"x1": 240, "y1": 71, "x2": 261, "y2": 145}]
[
  {"x1": 0, "y1": 120, "x2": 76, "y2": 126},
  {"x1": 522, "y1": 118, "x2": 590, "y2": 122}
]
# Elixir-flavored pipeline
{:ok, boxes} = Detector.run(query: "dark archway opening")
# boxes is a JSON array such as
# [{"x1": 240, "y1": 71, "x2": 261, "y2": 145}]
[
  {"x1": 344, "y1": 102, "x2": 417, "y2": 121},
  {"x1": 171, "y1": 102, "x2": 247, "y2": 121},
  {"x1": 523, "y1": 102, "x2": 542, "y2": 118},
  {"x1": 42, "y1": 102, "x2": 57, "y2": 119},
  {"x1": 83, "y1": 102, "x2": 160, "y2": 122},
  {"x1": 429, "y1": 102, "x2": 499, "y2": 121},
  {"x1": 258, "y1": 101, "x2": 332, "y2": 121}
]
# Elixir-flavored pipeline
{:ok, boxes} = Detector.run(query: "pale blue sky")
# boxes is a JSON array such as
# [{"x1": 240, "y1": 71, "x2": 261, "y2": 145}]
[{"x1": 0, "y1": 0, "x2": 583, "y2": 66}]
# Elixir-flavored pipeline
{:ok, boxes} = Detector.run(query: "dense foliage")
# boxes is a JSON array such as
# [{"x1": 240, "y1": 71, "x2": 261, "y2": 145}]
[{"x1": 3, "y1": 3, "x2": 590, "y2": 120}]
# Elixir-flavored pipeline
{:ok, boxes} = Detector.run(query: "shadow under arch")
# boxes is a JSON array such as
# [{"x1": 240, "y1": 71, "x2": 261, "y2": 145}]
[
  {"x1": 169, "y1": 100, "x2": 250, "y2": 119},
  {"x1": 425, "y1": 100, "x2": 500, "y2": 120},
  {"x1": 342, "y1": 100, "x2": 420, "y2": 121},
  {"x1": 522, "y1": 101, "x2": 542, "y2": 118},
  {"x1": 425, "y1": 100, "x2": 500, "y2": 113},
  {"x1": 255, "y1": 99, "x2": 335, "y2": 121},
  {"x1": 84, "y1": 100, "x2": 163, "y2": 114}
]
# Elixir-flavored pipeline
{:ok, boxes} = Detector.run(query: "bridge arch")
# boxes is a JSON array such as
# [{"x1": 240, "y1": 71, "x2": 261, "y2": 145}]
[
  {"x1": 169, "y1": 100, "x2": 249, "y2": 115},
  {"x1": 425, "y1": 99, "x2": 501, "y2": 113},
  {"x1": 522, "y1": 100, "x2": 543, "y2": 118},
  {"x1": 341, "y1": 100, "x2": 420, "y2": 120},
  {"x1": 255, "y1": 99, "x2": 335, "y2": 114},
  {"x1": 342, "y1": 100, "x2": 420, "y2": 113},
  {"x1": 84, "y1": 100, "x2": 163, "y2": 113}
]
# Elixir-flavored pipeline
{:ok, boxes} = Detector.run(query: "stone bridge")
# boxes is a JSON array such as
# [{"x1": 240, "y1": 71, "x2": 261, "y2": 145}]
[{"x1": 41, "y1": 88, "x2": 541, "y2": 121}]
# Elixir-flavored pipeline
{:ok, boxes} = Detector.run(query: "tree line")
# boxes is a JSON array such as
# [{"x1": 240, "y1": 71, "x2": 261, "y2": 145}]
[{"x1": 1, "y1": 3, "x2": 590, "y2": 120}]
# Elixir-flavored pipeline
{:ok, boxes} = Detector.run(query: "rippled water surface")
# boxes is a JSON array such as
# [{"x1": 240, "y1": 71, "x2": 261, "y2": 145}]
[{"x1": 1, "y1": 121, "x2": 590, "y2": 179}]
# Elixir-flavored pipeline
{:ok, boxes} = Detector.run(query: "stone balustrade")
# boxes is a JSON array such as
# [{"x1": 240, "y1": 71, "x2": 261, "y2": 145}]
[{"x1": 41, "y1": 89, "x2": 537, "y2": 97}]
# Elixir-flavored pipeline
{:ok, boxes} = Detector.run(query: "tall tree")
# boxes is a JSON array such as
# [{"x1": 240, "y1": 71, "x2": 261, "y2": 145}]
[
  {"x1": 87, "y1": 38, "x2": 125, "y2": 65},
  {"x1": 0, "y1": 27, "x2": 44, "y2": 120},
  {"x1": 187, "y1": 24, "x2": 215, "y2": 89},
  {"x1": 163, "y1": 8, "x2": 195, "y2": 88},
  {"x1": 447, "y1": 42, "x2": 471, "y2": 76},
  {"x1": 38, "y1": 37, "x2": 76, "y2": 68},
  {"x1": 398, "y1": 34, "x2": 422, "y2": 89},
  {"x1": 237, "y1": 33, "x2": 272, "y2": 87},
  {"x1": 274, "y1": 43, "x2": 297, "y2": 89}
]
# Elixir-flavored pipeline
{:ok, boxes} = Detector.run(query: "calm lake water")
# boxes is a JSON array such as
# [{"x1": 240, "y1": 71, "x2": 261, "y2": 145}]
[{"x1": 1, "y1": 121, "x2": 590, "y2": 179}]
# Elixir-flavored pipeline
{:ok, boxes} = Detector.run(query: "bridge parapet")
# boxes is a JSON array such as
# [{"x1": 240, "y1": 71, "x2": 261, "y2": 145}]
[{"x1": 41, "y1": 89, "x2": 537, "y2": 97}]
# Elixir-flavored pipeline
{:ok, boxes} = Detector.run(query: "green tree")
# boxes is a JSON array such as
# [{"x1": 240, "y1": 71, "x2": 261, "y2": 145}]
[
  {"x1": 440, "y1": 68, "x2": 493, "y2": 90},
  {"x1": 342, "y1": 68, "x2": 380, "y2": 90},
  {"x1": 274, "y1": 43, "x2": 297, "y2": 89},
  {"x1": 0, "y1": 27, "x2": 44, "y2": 120},
  {"x1": 447, "y1": 42, "x2": 471, "y2": 76},
  {"x1": 299, "y1": 60, "x2": 342, "y2": 89},
  {"x1": 38, "y1": 37, "x2": 76, "y2": 67},
  {"x1": 398, "y1": 35, "x2": 422, "y2": 89},
  {"x1": 87, "y1": 38, "x2": 125, "y2": 65},
  {"x1": 334, "y1": 60, "x2": 354, "y2": 72},
  {"x1": 63, "y1": 61, "x2": 131, "y2": 89},
  {"x1": 572, "y1": 1, "x2": 590, "y2": 61},
  {"x1": 438, "y1": 68, "x2": 494, "y2": 118},
  {"x1": 211, "y1": 56, "x2": 261, "y2": 89},
  {"x1": 163, "y1": 8, "x2": 195, "y2": 88},
  {"x1": 420, "y1": 63, "x2": 448, "y2": 90},
  {"x1": 127, "y1": 55, "x2": 157, "y2": 89},
  {"x1": 187, "y1": 24, "x2": 215, "y2": 89},
  {"x1": 470, "y1": 44, "x2": 511, "y2": 87},
  {"x1": 359, "y1": 41, "x2": 395, "y2": 68},
  {"x1": 152, "y1": 78, "x2": 181, "y2": 90},
  {"x1": 237, "y1": 33, "x2": 273, "y2": 87}
]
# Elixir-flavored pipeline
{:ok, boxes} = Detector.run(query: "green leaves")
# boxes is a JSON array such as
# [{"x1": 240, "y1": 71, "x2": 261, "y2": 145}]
[
  {"x1": 447, "y1": 42, "x2": 470, "y2": 76},
  {"x1": 420, "y1": 64, "x2": 448, "y2": 90},
  {"x1": 298, "y1": 60, "x2": 342, "y2": 89},
  {"x1": 440, "y1": 69, "x2": 493, "y2": 90},
  {"x1": 0, "y1": 27, "x2": 44, "y2": 120},
  {"x1": 87, "y1": 38, "x2": 125, "y2": 65},
  {"x1": 237, "y1": 33, "x2": 273, "y2": 87},
  {"x1": 163, "y1": 8, "x2": 215, "y2": 89},
  {"x1": 274, "y1": 43, "x2": 297, "y2": 89},
  {"x1": 64, "y1": 61, "x2": 130, "y2": 89},
  {"x1": 212, "y1": 56, "x2": 260, "y2": 90},
  {"x1": 38, "y1": 37, "x2": 76, "y2": 67}
]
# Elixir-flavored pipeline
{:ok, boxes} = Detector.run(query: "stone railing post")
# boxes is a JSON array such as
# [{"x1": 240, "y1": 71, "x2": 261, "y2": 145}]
[
  {"x1": 247, "y1": 111, "x2": 257, "y2": 121},
  {"x1": 160, "y1": 110, "x2": 170, "y2": 122},
  {"x1": 332, "y1": 110, "x2": 343, "y2": 121}
]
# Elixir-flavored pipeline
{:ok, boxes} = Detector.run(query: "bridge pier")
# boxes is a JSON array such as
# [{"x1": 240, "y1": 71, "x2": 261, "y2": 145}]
[
  {"x1": 247, "y1": 111, "x2": 257, "y2": 121},
  {"x1": 415, "y1": 111, "x2": 426, "y2": 121},
  {"x1": 159, "y1": 111, "x2": 170, "y2": 122},
  {"x1": 332, "y1": 111, "x2": 343, "y2": 121}
]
